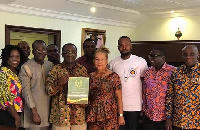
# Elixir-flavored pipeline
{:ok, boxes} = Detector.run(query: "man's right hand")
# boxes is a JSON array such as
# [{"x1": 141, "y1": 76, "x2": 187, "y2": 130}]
[
  {"x1": 32, "y1": 112, "x2": 41, "y2": 125},
  {"x1": 31, "y1": 107, "x2": 41, "y2": 125},
  {"x1": 58, "y1": 75, "x2": 69, "y2": 86},
  {"x1": 165, "y1": 119, "x2": 172, "y2": 130}
]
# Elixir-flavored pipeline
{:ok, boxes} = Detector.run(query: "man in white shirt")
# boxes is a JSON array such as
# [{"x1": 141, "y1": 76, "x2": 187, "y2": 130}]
[{"x1": 109, "y1": 36, "x2": 148, "y2": 130}]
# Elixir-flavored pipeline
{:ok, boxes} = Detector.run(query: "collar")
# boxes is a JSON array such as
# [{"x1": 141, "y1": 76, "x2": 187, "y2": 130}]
[
  {"x1": 182, "y1": 62, "x2": 199, "y2": 73},
  {"x1": 150, "y1": 62, "x2": 167, "y2": 71},
  {"x1": 60, "y1": 62, "x2": 78, "y2": 69}
]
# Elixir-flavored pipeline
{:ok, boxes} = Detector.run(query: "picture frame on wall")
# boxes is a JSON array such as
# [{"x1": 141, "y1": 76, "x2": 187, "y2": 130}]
[{"x1": 81, "y1": 28, "x2": 106, "y2": 55}]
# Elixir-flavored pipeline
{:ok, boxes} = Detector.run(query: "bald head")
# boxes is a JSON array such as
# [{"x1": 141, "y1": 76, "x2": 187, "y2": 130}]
[
  {"x1": 182, "y1": 45, "x2": 198, "y2": 52},
  {"x1": 182, "y1": 45, "x2": 199, "y2": 69}
]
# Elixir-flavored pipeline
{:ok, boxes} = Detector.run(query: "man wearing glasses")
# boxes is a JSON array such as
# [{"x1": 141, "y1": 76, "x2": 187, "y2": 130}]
[
  {"x1": 19, "y1": 40, "x2": 53, "y2": 130},
  {"x1": 46, "y1": 43, "x2": 88, "y2": 130},
  {"x1": 142, "y1": 48, "x2": 175, "y2": 130}
]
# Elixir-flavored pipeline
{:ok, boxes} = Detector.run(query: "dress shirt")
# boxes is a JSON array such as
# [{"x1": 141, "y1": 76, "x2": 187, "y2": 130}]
[
  {"x1": 76, "y1": 55, "x2": 96, "y2": 74},
  {"x1": 166, "y1": 63, "x2": 200, "y2": 129},
  {"x1": 46, "y1": 62, "x2": 88, "y2": 126},
  {"x1": 143, "y1": 63, "x2": 175, "y2": 121}
]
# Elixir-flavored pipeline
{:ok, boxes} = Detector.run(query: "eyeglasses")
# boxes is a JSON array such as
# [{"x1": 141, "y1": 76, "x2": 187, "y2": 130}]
[
  {"x1": 148, "y1": 54, "x2": 163, "y2": 58},
  {"x1": 36, "y1": 49, "x2": 47, "y2": 53},
  {"x1": 63, "y1": 51, "x2": 77, "y2": 55}
]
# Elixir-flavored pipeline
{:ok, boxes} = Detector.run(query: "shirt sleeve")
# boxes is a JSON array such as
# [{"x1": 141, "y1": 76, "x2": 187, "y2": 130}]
[
  {"x1": 46, "y1": 66, "x2": 63, "y2": 96},
  {"x1": 140, "y1": 59, "x2": 148, "y2": 77},
  {"x1": 166, "y1": 69, "x2": 176, "y2": 119},
  {"x1": 0, "y1": 70, "x2": 16, "y2": 108},
  {"x1": 19, "y1": 65, "x2": 35, "y2": 109},
  {"x1": 113, "y1": 72, "x2": 122, "y2": 90},
  {"x1": 142, "y1": 71, "x2": 148, "y2": 112}
]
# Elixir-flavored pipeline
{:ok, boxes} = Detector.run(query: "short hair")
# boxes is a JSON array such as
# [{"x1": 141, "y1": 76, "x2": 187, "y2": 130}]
[
  {"x1": 118, "y1": 36, "x2": 131, "y2": 45},
  {"x1": 83, "y1": 38, "x2": 95, "y2": 47},
  {"x1": 18, "y1": 41, "x2": 29, "y2": 46},
  {"x1": 32, "y1": 40, "x2": 46, "y2": 50},
  {"x1": 182, "y1": 45, "x2": 198, "y2": 52},
  {"x1": 62, "y1": 43, "x2": 77, "y2": 52},
  {"x1": 1, "y1": 45, "x2": 25, "y2": 73},
  {"x1": 152, "y1": 48, "x2": 166, "y2": 56},
  {"x1": 47, "y1": 44, "x2": 57, "y2": 48},
  {"x1": 95, "y1": 46, "x2": 110, "y2": 59}
]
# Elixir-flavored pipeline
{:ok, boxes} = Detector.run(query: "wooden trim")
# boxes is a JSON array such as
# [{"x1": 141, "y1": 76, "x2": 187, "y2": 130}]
[
  {"x1": 81, "y1": 28, "x2": 106, "y2": 56},
  {"x1": 131, "y1": 40, "x2": 200, "y2": 67},
  {"x1": 5, "y1": 24, "x2": 61, "y2": 62}
]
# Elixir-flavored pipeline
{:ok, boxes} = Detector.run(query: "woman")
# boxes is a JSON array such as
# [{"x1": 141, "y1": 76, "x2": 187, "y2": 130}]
[
  {"x1": 0, "y1": 45, "x2": 25, "y2": 130},
  {"x1": 87, "y1": 46, "x2": 125, "y2": 130}
]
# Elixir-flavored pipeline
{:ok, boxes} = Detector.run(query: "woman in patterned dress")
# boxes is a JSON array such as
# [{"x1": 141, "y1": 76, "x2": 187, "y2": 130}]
[
  {"x1": 0, "y1": 45, "x2": 25, "y2": 130},
  {"x1": 87, "y1": 46, "x2": 125, "y2": 130}
]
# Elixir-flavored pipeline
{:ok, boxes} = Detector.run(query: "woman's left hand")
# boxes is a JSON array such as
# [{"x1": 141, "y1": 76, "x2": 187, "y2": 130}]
[{"x1": 118, "y1": 116, "x2": 125, "y2": 126}]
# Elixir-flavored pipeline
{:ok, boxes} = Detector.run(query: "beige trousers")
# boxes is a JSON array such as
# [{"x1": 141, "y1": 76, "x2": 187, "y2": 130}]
[
  {"x1": 52, "y1": 124, "x2": 86, "y2": 130},
  {"x1": 25, "y1": 126, "x2": 50, "y2": 130}
]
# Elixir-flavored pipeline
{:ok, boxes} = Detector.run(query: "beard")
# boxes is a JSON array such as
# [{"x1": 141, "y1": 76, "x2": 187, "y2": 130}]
[{"x1": 120, "y1": 52, "x2": 131, "y2": 57}]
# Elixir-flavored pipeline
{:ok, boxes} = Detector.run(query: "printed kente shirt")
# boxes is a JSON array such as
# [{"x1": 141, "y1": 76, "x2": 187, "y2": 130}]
[
  {"x1": 166, "y1": 63, "x2": 200, "y2": 129},
  {"x1": 143, "y1": 63, "x2": 175, "y2": 121},
  {"x1": 0, "y1": 67, "x2": 23, "y2": 112},
  {"x1": 46, "y1": 62, "x2": 88, "y2": 126}
]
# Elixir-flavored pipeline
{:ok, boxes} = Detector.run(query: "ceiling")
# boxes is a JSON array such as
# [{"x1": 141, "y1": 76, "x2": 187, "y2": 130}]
[{"x1": 0, "y1": 0, "x2": 200, "y2": 28}]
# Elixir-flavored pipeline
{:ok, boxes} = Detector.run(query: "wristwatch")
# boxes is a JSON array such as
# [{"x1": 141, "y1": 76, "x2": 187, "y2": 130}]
[{"x1": 118, "y1": 113, "x2": 123, "y2": 117}]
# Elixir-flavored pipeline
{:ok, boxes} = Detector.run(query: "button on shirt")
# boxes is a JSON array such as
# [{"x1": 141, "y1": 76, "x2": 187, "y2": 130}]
[
  {"x1": 143, "y1": 63, "x2": 175, "y2": 121},
  {"x1": 166, "y1": 63, "x2": 200, "y2": 129}
]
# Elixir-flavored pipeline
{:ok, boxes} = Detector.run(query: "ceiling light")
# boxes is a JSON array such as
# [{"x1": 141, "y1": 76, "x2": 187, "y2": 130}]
[
  {"x1": 90, "y1": 7, "x2": 96, "y2": 13},
  {"x1": 171, "y1": 10, "x2": 174, "y2": 13}
]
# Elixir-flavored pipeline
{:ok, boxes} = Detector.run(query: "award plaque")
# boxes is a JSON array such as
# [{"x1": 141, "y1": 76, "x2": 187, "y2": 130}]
[{"x1": 67, "y1": 77, "x2": 89, "y2": 104}]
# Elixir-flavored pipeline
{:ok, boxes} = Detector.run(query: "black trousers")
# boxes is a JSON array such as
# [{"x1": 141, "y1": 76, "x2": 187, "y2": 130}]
[
  {"x1": 0, "y1": 109, "x2": 20, "y2": 128},
  {"x1": 143, "y1": 116, "x2": 165, "y2": 130},
  {"x1": 119, "y1": 111, "x2": 140, "y2": 130}
]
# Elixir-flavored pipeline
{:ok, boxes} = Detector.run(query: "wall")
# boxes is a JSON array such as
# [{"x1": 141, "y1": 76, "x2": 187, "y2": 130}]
[
  {"x1": 135, "y1": 16, "x2": 200, "y2": 41},
  {"x1": 0, "y1": 11, "x2": 135, "y2": 61}
]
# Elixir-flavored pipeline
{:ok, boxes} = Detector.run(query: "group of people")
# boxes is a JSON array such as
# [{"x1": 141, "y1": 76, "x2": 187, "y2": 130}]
[{"x1": 0, "y1": 36, "x2": 199, "y2": 130}]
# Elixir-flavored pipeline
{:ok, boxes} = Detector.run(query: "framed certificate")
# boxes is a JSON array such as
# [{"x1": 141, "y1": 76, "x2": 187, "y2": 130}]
[{"x1": 67, "y1": 77, "x2": 89, "y2": 104}]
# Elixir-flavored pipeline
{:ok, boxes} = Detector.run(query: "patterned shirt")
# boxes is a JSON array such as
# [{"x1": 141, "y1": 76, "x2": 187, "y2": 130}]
[
  {"x1": 46, "y1": 62, "x2": 88, "y2": 126},
  {"x1": 143, "y1": 63, "x2": 175, "y2": 121},
  {"x1": 0, "y1": 67, "x2": 23, "y2": 112},
  {"x1": 166, "y1": 63, "x2": 200, "y2": 129}
]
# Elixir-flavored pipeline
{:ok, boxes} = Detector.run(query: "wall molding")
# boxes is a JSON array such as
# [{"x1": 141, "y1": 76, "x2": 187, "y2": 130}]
[
  {"x1": 67, "y1": 0, "x2": 140, "y2": 14},
  {"x1": 0, "y1": 4, "x2": 136, "y2": 28}
]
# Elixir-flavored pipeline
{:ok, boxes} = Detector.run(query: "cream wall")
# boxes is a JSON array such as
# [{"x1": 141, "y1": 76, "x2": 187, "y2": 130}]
[
  {"x1": 0, "y1": 11, "x2": 135, "y2": 62},
  {"x1": 135, "y1": 16, "x2": 200, "y2": 41}
]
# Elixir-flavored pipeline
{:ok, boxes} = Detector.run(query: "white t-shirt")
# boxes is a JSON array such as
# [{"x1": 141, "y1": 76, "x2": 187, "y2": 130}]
[{"x1": 109, "y1": 55, "x2": 148, "y2": 111}]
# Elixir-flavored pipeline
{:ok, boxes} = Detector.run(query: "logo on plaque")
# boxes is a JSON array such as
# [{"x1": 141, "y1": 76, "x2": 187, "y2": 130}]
[{"x1": 75, "y1": 79, "x2": 82, "y2": 88}]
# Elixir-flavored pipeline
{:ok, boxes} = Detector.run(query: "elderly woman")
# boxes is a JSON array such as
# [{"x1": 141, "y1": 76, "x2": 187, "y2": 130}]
[
  {"x1": 0, "y1": 45, "x2": 25, "y2": 130},
  {"x1": 87, "y1": 46, "x2": 125, "y2": 130}
]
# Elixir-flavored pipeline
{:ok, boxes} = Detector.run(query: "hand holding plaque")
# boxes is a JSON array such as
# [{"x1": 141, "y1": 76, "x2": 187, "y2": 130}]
[{"x1": 67, "y1": 77, "x2": 89, "y2": 104}]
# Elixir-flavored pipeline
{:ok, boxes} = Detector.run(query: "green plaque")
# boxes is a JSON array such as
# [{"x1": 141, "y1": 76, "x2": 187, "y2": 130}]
[{"x1": 67, "y1": 77, "x2": 89, "y2": 104}]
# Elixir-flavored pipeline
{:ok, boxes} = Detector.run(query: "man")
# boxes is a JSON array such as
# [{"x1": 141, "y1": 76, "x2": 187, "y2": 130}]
[
  {"x1": 18, "y1": 41, "x2": 31, "y2": 62},
  {"x1": 46, "y1": 43, "x2": 88, "y2": 130},
  {"x1": 76, "y1": 38, "x2": 96, "y2": 74},
  {"x1": 47, "y1": 44, "x2": 60, "y2": 65},
  {"x1": 109, "y1": 36, "x2": 148, "y2": 130},
  {"x1": 142, "y1": 48, "x2": 175, "y2": 130},
  {"x1": 166, "y1": 45, "x2": 200, "y2": 130},
  {"x1": 19, "y1": 40, "x2": 53, "y2": 130}
]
